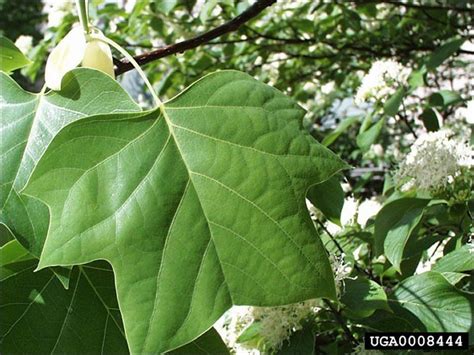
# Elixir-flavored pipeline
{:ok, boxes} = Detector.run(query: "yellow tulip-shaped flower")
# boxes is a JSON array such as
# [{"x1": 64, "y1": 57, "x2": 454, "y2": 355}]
[{"x1": 45, "y1": 26, "x2": 114, "y2": 90}]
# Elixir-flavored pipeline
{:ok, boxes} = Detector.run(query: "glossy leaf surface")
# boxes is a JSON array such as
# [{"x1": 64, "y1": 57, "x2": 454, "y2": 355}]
[
  {"x1": 25, "y1": 70, "x2": 347, "y2": 353},
  {"x1": 0, "y1": 69, "x2": 140, "y2": 256}
]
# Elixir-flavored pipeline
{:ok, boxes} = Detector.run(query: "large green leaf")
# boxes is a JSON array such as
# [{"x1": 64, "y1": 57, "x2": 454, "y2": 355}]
[
  {"x1": 0, "y1": 69, "x2": 140, "y2": 256},
  {"x1": 390, "y1": 272, "x2": 473, "y2": 335},
  {"x1": 0, "y1": 259, "x2": 129, "y2": 354},
  {"x1": 24, "y1": 70, "x2": 347, "y2": 353},
  {"x1": 0, "y1": 36, "x2": 31, "y2": 73}
]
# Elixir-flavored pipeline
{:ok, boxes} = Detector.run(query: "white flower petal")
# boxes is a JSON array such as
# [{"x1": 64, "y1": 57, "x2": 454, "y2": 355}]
[
  {"x1": 45, "y1": 26, "x2": 86, "y2": 90},
  {"x1": 82, "y1": 38, "x2": 115, "y2": 79}
]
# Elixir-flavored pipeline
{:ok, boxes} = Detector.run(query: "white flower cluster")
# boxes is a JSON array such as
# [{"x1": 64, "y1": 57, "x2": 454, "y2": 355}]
[
  {"x1": 251, "y1": 301, "x2": 320, "y2": 351},
  {"x1": 324, "y1": 197, "x2": 382, "y2": 235},
  {"x1": 216, "y1": 300, "x2": 320, "y2": 353},
  {"x1": 14, "y1": 35, "x2": 33, "y2": 54},
  {"x1": 397, "y1": 130, "x2": 473, "y2": 193},
  {"x1": 215, "y1": 306, "x2": 257, "y2": 354},
  {"x1": 43, "y1": 0, "x2": 74, "y2": 28},
  {"x1": 329, "y1": 253, "x2": 352, "y2": 295},
  {"x1": 355, "y1": 59, "x2": 411, "y2": 105}
]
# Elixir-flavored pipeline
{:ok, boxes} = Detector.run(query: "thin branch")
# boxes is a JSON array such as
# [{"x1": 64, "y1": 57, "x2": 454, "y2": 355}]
[
  {"x1": 323, "y1": 299, "x2": 358, "y2": 347},
  {"x1": 115, "y1": 0, "x2": 277, "y2": 75}
]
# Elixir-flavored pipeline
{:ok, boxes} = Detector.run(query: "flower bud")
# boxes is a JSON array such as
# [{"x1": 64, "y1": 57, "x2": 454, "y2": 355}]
[
  {"x1": 82, "y1": 37, "x2": 114, "y2": 79},
  {"x1": 45, "y1": 26, "x2": 86, "y2": 91},
  {"x1": 45, "y1": 25, "x2": 115, "y2": 90}
]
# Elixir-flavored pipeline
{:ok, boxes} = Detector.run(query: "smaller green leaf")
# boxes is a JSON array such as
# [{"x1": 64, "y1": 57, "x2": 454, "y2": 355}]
[
  {"x1": 440, "y1": 272, "x2": 469, "y2": 286},
  {"x1": 0, "y1": 36, "x2": 32, "y2": 73},
  {"x1": 433, "y1": 244, "x2": 474, "y2": 272},
  {"x1": 307, "y1": 175, "x2": 344, "y2": 225},
  {"x1": 169, "y1": 328, "x2": 229, "y2": 354},
  {"x1": 277, "y1": 325, "x2": 315, "y2": 355},
  {"x1": 0, "y1": 239, "x2": 34, "y2": 267},
  {"x1": 426, "y1": 38, "x2": 464, "y2": 70},
  {"x1": 408, "y1": 67, "x2": 426, "y2": 89},
  {"x1": 0, "y1": 261, "x2": 129, "y2": 353},
  {"x1": 384, "y1": 87, "x2": 405, "y2": 117},
  {"x1": 154, "y1": 0, "x2": 179, "y2": 15},
  {"x1": 419, "y1": 108, "x2": 440, "y2": 132},
  {"x1": 322, "y1": 115, "x2": 360, "y2": 147},
  {"x1": 384, "y1": 205, "x2": 426, "y2": 272},
  {"x1": 390, "y1": 272, "x2": 473, "y2": 335},
  {"x1": 374, "y1": 198, "x2": 430, "y2": 255},
  {"x1": 356, "y1": 117, "x2": 385, "y2": 151},
  {"x1": 341, "y1": 278, "x2": 390, "y2": 318},
  {"x1": 0, "y1": 223, "x2": 14, "y2": 247},
  {"x1": 356, "y1": 310, "x2": 415, "y2": 333},
  {"x1": 428, "y1": 90, "x2": 462, "y2": 107},
  {"x1": 236, "y1": 322, "x2": 262, "y2": 344},
  {"x1": 200, "y1": 0, "x2": 218, "y2": 22}
]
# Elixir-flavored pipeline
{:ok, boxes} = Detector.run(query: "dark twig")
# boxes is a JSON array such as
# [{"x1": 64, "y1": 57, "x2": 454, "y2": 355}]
[
  {"x1": 323, "y1": 299, "x2": 358, "y2": 347},
  {"x1": 115, "y1": 0, "x2": 277, "y2": 75}
]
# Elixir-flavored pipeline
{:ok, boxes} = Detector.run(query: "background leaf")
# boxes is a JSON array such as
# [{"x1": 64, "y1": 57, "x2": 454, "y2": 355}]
[
  {"x1": 384, "y1": 204, "x2": 426, "y2": 272},
  {"x1": 356, "y1": 117, "x2": 385, "y2": 151},
  {"x1": 307, "y1": 175, "x2": 344, "y2": 225},
  {"x1": 383, "y1": 87, "x2": 405, "y2": 117},
  {"x1": 0, "y1": 36, "x2": 31, "y2": 73},
  {"x1": 433, "y1": 244, "x2": 474, "y2": 273},
  {"x1": 277, "y1": 326, "x2": 315, "y2": 355},
  {"x1": 389, "y1": 272, "x2": 474, "y2": 336},
  {"x1": 0, "y1": 260, "x2": 129, "y2": 354},
  {"x1": 426, "y1": 37, "x2": 464, "y2": 70},
  {"x1": 169, "y1": 328, "x2": 229, "y2": 354},
  {"x1": 341, "y1": 278, "x2": 390, "y2": 318},
  {"x1": 374, "y1": 198, "x2": 429, "y2": 256}
]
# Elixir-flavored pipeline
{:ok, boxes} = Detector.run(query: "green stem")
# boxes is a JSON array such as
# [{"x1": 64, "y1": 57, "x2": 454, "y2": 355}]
[
  {"x1": 76, "y1": 0, "x2": 90, "y2": 33},
  {"x1": 90, "y1": 34, "x2": 161, "y2": 107}
]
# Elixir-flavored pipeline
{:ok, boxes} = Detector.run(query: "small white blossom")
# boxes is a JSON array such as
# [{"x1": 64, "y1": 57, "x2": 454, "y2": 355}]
[
  {"x1": 397, "y1": 130, "x2": 473, "y2": 193},
  {"x1": 125, "y1": 0, "x2": 137, "y2": 13},
  {"x1": 455, "y1": 99, "x2": 474, "y2": 125},
  {"x1": 321, "y1": 81, "x2": 335, "y2": 95},
  {"x1": 324, "y1": 197, "x2": 358, "y2": 234},
  {"x1": 370, "y1": 144, "x2": 384, "y2": 158},
  {"x1": 43, "y1": 0, "x2": 73, "y2": 28},
  {"x1": 357, "y1": 198, "x2": 382, "y2": 228},
  {"x1": 215, "y1": 306, "x2": 256, "y2": 354},
  {"x1": 355, "y1": 59, "x2": 411, "y2": 105},
  {"x1": 14, "y1": 35, "x2": 33, "y2": 55}
]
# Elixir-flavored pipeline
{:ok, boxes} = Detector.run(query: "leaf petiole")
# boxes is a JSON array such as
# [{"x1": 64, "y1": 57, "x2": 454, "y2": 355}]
[
  {"x1": 75, "y1": 0, "x2": 90, "y2": 34},
  {"x1": 89, "y1": 34, "x2": 162, "y2": 107}
]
